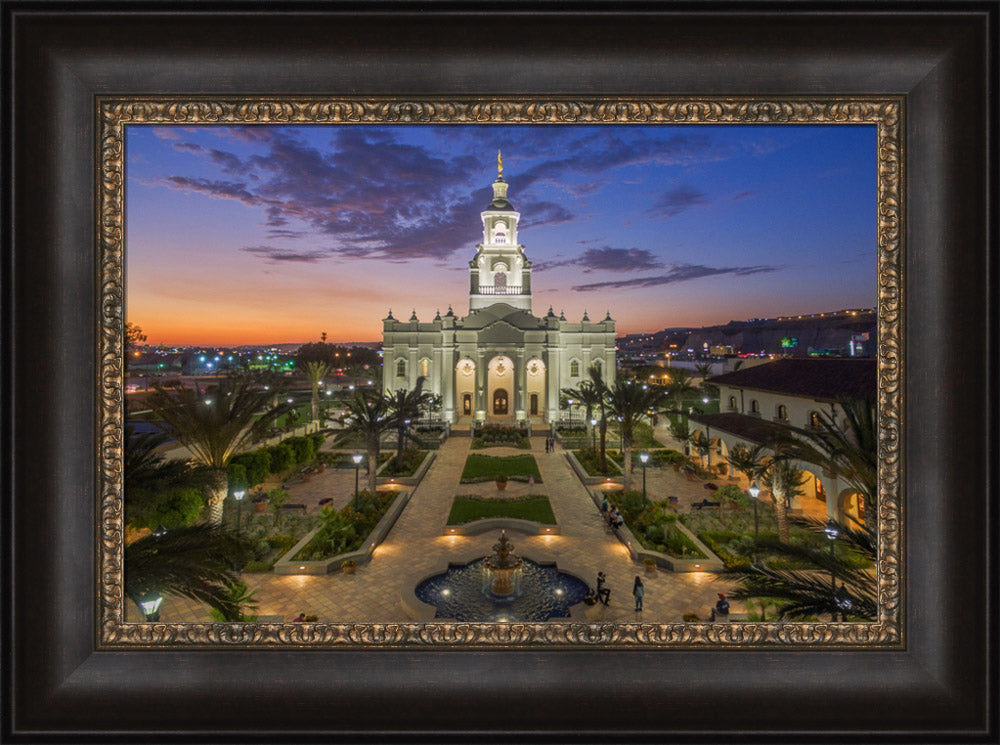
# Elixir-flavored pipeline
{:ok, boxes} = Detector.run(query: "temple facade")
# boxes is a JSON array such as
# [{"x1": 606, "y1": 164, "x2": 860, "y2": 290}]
[{"x1": 381, "y1": 158, "x2": 616, "y2": 425}]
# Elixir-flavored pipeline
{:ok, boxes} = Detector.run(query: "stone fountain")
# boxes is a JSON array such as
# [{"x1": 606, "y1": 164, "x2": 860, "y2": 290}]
[{"x1": 482, "y1": 530, "x2": 524, "y2": 596}]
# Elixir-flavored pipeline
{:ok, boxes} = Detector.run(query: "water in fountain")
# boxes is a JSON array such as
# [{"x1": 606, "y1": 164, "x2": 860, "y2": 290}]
[{"x1": 415, "y1": 531, "x2": 588, "y2": 622}]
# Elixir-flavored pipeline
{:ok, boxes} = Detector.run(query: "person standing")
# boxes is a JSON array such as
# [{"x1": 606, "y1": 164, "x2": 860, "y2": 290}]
[
  {"x1": 632, "y1": 576, "x2": 644, "y2": 612},
  {"x1": 596, "y1": 571, "x2": 611, "y2": 605}
]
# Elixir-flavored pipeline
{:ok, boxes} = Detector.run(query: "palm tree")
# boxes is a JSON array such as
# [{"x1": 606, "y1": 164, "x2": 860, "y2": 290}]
[
  {"x1": 726, "y1": 443, "x2": 769, "y2": 491},
  {"x1": 296, "y1": 341, "x2": 338, "y2": 423},
  {"x1": 690, "y1": 430, "x2": 713, "y2": 468},
  {"x1": 664, "y1": 370, "x2": 698, "y2": 420},
  {"x1": 667, "y1": 417, "x2": 693, "y2": 455},
  {"x1": 124, "y1": 424, "x2": 215, "y2": 531},
  {"x1": 605, "y1": 380, "x2": 666, "y2": 492},
  {"x1": 760, "y1": 452, "x2": 809, "y2": 544},
  {"x1": 784, "y1": 397, "x2": 878, "y2": 534},
  {"x1": 145, "y1": 373, "x2": 289, "y2": 523},
  {"x1": 124, "y1": 523, "x2": 254, "y2": 621},
  {"x1": 337, "y1": 388, "x2": 393, "y2": 493},
  {"x1": 560, "y1": 380, "x2": 604, "y2": 447},
  {"x1": 724, "y1": 516, "x2": 877, "y2": 621},
  {"x1": 585, "y1": 364, "x2": 612, "y2": 471},
  {"x1": 385, "y1": 377, "x2": 431, "y2": 469}
]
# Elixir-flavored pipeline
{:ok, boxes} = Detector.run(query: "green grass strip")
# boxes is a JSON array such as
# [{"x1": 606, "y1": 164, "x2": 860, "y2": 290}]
[
  {"x1": 446, "y1": 495, "x2": 557, "y2": 525},
  {"x1": 460, "y1": 453, "x2": 542, "y2": 483}
]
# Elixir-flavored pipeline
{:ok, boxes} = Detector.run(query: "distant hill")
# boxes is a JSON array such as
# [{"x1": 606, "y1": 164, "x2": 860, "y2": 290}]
[{"x1": 620, "y1": 309, "x2": 876, "y2": 358}]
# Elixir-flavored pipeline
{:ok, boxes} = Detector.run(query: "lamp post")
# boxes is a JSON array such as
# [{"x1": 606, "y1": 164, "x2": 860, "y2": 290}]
[
  {"x1": 233, "y1": 488, "x2": 246, "y2": 536},
  {"x1": 825, "y1": 520, "x2": 839, "y2": 621},
  {"x1": 639, "y1": 452, "x2": 649, "y2": 502},
  {"x1": 748, "y1": 482, "x2": 760, "y2": 563},
  {"x1": 590, "y1": 418, "x2": 597, "y2": 449},
  {"x1": 617, "y1": 416, "x2": 623, "y2": 452},
  {"x1": 567, "y1": 398, "x2": 574, "y2": 425},
  {"x1": 139, "y1": 593, "x2": 163, "y2": 622},
  {"x1": 352, "y1": 453, "x2": 363, "y2": 511}
]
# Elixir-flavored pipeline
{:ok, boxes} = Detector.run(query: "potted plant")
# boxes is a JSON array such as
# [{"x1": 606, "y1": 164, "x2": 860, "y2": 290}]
[
  {"x1": 643, "y1": 557, "x2": 657, "y2": 575},
  {"x1": 495, "y1": 474, "x2": 508, "y2": 491},
  {"x1": 340, "y1": 559, "x2": 356, "y2": 574},
  {"x1": 252, "y1": 491, "x2": 269, "y2": 513}
]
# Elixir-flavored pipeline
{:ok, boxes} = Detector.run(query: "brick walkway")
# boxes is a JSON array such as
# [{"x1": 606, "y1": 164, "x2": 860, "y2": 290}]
[{"x1": 132, "y1": 434, "x2": 743, "y2": 624}]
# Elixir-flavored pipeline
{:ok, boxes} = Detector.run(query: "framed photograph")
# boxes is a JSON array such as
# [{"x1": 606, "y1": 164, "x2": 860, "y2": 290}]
[{"x1": 4, "y1": 3, "x2": 995, "y2": 741}]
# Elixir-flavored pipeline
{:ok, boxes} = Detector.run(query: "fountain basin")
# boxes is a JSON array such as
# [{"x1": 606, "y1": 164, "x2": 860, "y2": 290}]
[{"x1": 400, "y1": 546, "x2": 594, "y2": 622}]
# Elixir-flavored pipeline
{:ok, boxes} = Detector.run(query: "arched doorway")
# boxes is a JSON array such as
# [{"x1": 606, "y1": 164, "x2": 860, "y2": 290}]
[
  {"x1": 455, "y1": 358, "x2": 476, "y2": 421},
  {"x1": 487, "y1": 355, "x2": 514, "y2": 421},
  {"x1": 493, "y1": 389, "x2": 509, "y2": 415},
  {"x1": 839, "y1": 489, "x2": 866, "y2": 525},
  {"x1": 525, "y1": 357, "x2": 546, "y2": 421}
]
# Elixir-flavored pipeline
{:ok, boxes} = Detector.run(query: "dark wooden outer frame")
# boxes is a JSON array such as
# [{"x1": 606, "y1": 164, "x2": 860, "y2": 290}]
[{"x1": 3, "y1": 3, "x2": 996, "y2": 742}]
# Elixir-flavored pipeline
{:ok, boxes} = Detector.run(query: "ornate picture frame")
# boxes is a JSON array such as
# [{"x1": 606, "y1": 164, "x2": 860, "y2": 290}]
[{"x1": 5, "y1": 4, "x2": 994, "y2": 741}]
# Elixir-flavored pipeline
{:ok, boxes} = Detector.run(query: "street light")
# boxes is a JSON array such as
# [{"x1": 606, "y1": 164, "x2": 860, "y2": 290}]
[
  {"x1": 825, "y1": 520, "x2": 840, "y2": 621},
  {"x1": 233, "y1": 488, "x2": 246, "y2": 536},
  {"x1": 567, "y1": 398, "x2": 574, "y2": 425},
  {"x1": 352, "y1": 452, "x2": 363, "y2": 511},
  {"x1": 748, "y1": 482, "x2": 760, "y2": 563},
  {"x1": 139, "y1": 593, "x2": 163, "y2": 622},
  {"x1": 590, "y1": 418, "x2": 597, "y2": 449},
  {"x1": 639, "y1": 452, "x2": 649, "y2": 501}
]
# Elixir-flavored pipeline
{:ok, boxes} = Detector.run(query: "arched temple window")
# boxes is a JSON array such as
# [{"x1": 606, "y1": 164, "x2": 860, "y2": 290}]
[
  {"x1": 420, "y1": 358, "x2": 431, "y2": 377},
  {"x1": 396, "y1": 359, "x2": 406, "y2": 378},
  {"x1": 777, "y1": 404, "x2": 788, "y2": 421},
  {"x1": 750, "y1": 399, "x2": 760, "y2": 414},
  {"x1": 570, "y1": 360, "x2": 581, "y2": 378},
  {"x1": 494, "y1": 272, "x2": 507, "y2": 291}
]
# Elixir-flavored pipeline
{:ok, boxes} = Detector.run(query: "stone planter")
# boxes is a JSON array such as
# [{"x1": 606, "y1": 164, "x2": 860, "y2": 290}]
[
  {"x1": 495, "y1": 481, "x2": 507, "y2": 491},
  {"x1": 253, "y1": 501, "x2": 268, "y2": 513}
]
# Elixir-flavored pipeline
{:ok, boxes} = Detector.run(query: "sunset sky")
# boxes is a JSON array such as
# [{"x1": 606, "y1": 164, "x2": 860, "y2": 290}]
[{"x1": 124, "y1": 123, "x2": 877, "y2": 346}]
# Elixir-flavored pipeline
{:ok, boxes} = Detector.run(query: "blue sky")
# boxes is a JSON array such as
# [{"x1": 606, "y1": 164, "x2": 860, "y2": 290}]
[{"x1": 125, "y1": 123, "x2": 876, "y2": 345}]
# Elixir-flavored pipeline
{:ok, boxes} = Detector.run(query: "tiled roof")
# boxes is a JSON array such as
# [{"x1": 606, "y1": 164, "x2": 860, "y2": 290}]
[
  {"x1": 688, "y1": 413, "x2": 791, "y2": 446},
  {"x1": 708, "y1": 358, "x2": 876, "y2": 401}
]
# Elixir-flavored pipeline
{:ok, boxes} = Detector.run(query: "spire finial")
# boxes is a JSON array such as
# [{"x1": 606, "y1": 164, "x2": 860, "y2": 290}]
[{"x1": 498, "y1": 149, "x2": 503, "y2": 177}]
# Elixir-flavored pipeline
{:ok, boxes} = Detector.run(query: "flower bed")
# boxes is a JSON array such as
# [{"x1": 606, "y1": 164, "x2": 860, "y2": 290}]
[
  {"x1": 607, "y1": 490, "x2": 705, "y2": 559},
  {"x1": 471, "y1": 423, "x2": 530, "y2": 450},
  {"x1": 291, "y1": 490, "x2": 395, "y2": 561},
  {"x1": 446, "y1": 495, "x2": 556, "y2": 525},
  {"x1": 380, "y1": 447, "x2": 427, "y2": 477},
  {"x1": 572, "y1": 447, "x2": 622, "y2": 477}
]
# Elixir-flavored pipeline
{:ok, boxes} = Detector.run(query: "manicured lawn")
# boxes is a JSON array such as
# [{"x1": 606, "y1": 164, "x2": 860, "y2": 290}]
[
  {"x1": 460, "y1": 453, "x2": 543, "y2": 483},
  {"x1": 446, "y1": 495, "x2": 557, "y2": 525}
]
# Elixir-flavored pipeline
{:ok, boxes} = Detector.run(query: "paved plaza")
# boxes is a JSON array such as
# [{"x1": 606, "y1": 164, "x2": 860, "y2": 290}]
[{"x1": 132, "y1": 421, "x2": 827, "y2": 625}]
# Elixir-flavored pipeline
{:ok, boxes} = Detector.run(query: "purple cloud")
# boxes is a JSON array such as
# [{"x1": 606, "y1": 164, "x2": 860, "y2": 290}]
[
  {"x1": 572, "y1": 263, "x2": 779, "y2": 291},
  {"x1": 647, "y1": 186, "x2": 710, "y2": 218}
]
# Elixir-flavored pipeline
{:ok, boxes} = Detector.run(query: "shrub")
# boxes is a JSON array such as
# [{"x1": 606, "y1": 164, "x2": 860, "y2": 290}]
[
  {"x1": 226, "y1": 463, "x2": 248, "y2": 496},
  {"x1": 309, "y1": 432, "x2": 325, "y2": 451},
  {"x1": 341, "y1": 559, "x2": 356, "y2": 569},
  {"x1": 267, "y1": 443, "x2": 295, "y2": 473},
  {"x1": 293, "y1": 490, "x2": 395, "y2": 561},
  {"x1": 230, "y1": 449, "x2": 271, "y2": 487},
  {"x1": 243, "y1": 560, "x2": 274, "y2": 573},
  {"x1": 285, "y1": 435, "x2": 315, "y2": 464},
  {"x1": 682, "y1": 613, "x2": 700, "y2": 622}
]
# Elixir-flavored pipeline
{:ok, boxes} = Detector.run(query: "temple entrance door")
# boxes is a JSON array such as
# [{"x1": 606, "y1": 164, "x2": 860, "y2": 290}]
[
  {"x1": 463, "y1": 394, "x2": 472, "y2": 415},
  {"x1": 493, "y1": 389, "x2": 509, "y2": 415},
  {"x1": 530, "y1": 393, "x2": 538, "y2": 415}
]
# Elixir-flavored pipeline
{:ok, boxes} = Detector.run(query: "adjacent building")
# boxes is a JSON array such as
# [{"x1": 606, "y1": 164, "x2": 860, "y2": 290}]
[{"x1": 688, "y1": 358, "x2": 876, "y2": 523}]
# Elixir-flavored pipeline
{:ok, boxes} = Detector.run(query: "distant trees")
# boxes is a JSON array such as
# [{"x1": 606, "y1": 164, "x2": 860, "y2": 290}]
[{"x1": 125, "y1": 322, "x2": 146, "y2": 351}]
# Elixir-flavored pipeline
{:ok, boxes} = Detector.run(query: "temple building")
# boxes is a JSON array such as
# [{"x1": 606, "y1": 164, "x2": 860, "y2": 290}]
[{"x1": 381, "y1": 155, "x2": 616, "y2": 425}]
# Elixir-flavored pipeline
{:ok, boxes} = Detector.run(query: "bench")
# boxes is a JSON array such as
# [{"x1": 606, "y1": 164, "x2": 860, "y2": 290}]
[{"x1": 690, "y1": 499, "x2": 721, "y2": 511}]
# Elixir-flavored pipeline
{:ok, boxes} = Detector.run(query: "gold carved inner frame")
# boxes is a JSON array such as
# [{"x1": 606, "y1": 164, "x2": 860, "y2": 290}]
[{"x1": 98, "y1": 97, "x2": 903, "y2": 648}]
